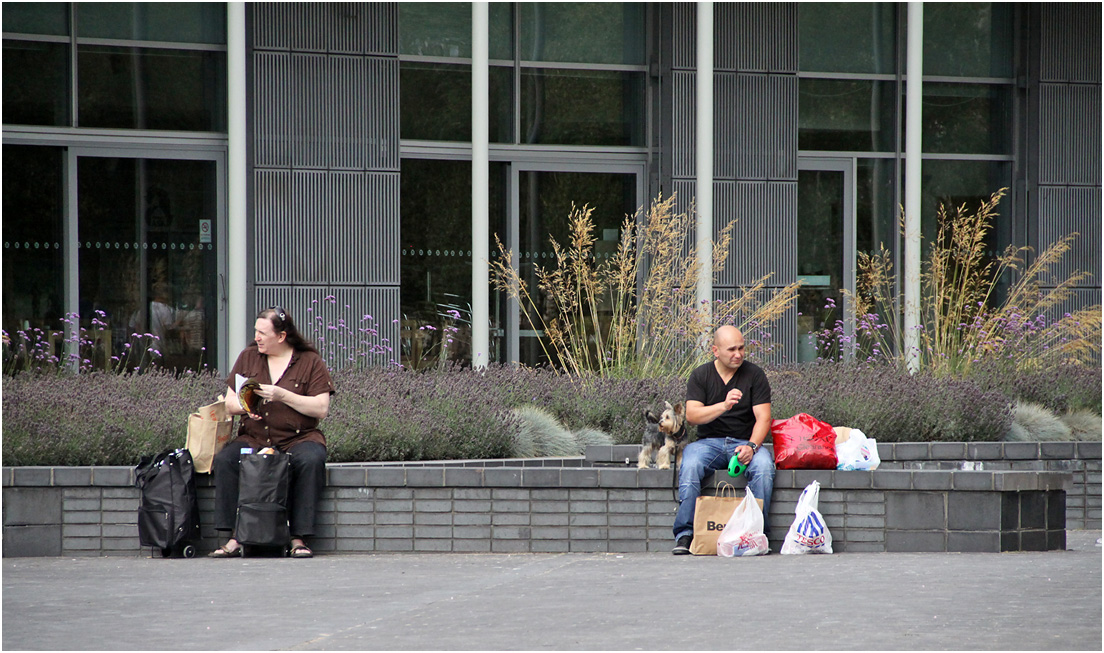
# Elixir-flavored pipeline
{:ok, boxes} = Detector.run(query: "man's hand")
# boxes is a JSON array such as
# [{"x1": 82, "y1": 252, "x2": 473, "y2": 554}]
[
  {"x1": 735, "y1": 444, "x2": 754, "y2": 465},
  {"x1": 724, "y1": 388, "x2": 743, "y2": 410}
]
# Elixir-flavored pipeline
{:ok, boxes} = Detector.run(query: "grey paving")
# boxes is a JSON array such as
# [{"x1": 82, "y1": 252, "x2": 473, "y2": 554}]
[{"x1": 3, "y1": 531, "x2": 1101, "y2": 651}]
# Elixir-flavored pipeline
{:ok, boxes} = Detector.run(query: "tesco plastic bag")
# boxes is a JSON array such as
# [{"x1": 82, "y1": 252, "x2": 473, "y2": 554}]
[
  {"x1": 717, "y1": 486, "x2": 770, "y2": 557},
  {"x1": 835, "y1": 428, "x2": 881, "y2": 471},
  {"x1": 771, "y1": 413, "x2": 838, "y2": 470},
  {"x1": 780, "y1": 480, "x2": 833, "y2": 555}
]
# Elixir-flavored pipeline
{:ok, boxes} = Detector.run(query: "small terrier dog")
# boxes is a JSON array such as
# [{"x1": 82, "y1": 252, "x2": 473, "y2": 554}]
[{"x1": 639, "y1": 401, "x2": 688, "y2": 469}]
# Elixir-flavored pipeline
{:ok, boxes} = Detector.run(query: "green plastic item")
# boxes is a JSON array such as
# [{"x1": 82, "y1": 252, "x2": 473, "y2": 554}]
[{"x1": 727, "y1": 455, "x2": 746, "y2": 477}]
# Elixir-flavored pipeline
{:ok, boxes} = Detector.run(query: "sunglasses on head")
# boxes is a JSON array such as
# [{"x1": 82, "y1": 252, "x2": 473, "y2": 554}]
[{"x1": 268, "y1": 306, "x2": 287, "y2": 322}]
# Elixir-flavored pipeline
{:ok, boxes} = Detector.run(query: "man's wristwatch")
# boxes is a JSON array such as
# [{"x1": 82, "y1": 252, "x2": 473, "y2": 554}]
[{"x1": 747, "y1": 442, "x2": 759, "y2": 453}]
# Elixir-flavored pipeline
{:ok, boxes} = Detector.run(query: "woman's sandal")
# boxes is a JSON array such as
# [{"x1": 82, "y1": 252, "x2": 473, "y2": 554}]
[
  {"x1": 289, "y1": 543, "x2": 313, "y2": 558},
  {"x1": 207, "y1": 543, "x2": 243, "y2": 558}
]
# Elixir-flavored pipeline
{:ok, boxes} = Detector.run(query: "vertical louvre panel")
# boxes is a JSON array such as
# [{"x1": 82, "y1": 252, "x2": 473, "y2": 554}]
[
  {"x1": 715, "y1": 2, "x2": 798, "y2": 73},
  {"x1": 1040, "y1": 3, "x2": 1102, "y2": 83},
  {"x1": 672, "y1": 71, "x2": 696, "y2": 179},
  {"x1": 715, "y1": 73, "x2": 797, "y2": 181},
  {"x1": 253, "y1": 52, "x2": 292, "y2": 168},
  {"x1": 1039, "y1": 84, "x2": 1102, "y2": 186},
  {"x1": 254, "y1": 286, "x2": 401, "y2": 369},
  {"x1": 671, "y1": 2, "x2": 696, "y2": 70},
  {"x1": 1038, "y1": 187, "x2": 1102, "y2": 288},
  {"x1": 715, "y1": 181, "x2": 797, "y2": 287},
  {"x1": 254, "y1": 3, "x2": 397, "y2": 54}
]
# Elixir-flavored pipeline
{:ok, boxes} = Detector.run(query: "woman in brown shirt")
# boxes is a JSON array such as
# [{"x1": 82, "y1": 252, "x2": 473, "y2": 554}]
[{"x1": 208, "y1": 306, "x2": 335, "y2": 558}]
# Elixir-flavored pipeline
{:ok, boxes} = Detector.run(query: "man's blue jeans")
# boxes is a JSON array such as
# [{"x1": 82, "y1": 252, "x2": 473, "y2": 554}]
[{"x1": 673, "y1": 437, "x2": 775, "y2": 541}]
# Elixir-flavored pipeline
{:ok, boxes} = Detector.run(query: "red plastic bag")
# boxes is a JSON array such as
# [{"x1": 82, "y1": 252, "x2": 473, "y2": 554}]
[{"x1": 771, "y1": 413, "x2": 838, "y2": 470}]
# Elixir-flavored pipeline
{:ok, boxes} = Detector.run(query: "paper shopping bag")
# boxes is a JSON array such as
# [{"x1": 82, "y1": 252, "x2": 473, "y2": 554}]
[
  {"x1": 184, "y1": 396, "x2": 233, "y2": 474},
  {"x1": 690, "y1": 483, "x2": 764, "y2": 556}
]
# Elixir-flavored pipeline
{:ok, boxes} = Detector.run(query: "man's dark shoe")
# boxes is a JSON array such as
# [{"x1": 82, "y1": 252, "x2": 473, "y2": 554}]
[{"x1": 672, "y1": 535, "x2": 692, "y2": 555}]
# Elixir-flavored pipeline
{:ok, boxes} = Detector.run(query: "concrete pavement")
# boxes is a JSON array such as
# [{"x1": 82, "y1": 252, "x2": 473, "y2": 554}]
[{"x1": 3, "y1": 531, "x2": 1101, "y2": 651}]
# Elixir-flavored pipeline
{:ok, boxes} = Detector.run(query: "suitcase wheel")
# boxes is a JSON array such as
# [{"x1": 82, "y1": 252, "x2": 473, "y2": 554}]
[{"x1": 182, "y1": 545, "x2": 196, "y2": 559}]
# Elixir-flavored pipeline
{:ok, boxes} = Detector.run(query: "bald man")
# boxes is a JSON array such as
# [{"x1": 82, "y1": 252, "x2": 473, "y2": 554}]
[{"x1": 672, "y1": 326, "x2": 775, "y2": 554}]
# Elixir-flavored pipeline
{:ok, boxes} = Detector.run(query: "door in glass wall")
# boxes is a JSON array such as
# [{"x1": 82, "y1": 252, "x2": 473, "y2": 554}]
[
  {"x1": 797, "y1": 159, "x2": 855, "y2": 362},
  {"x1": 76, "y1": 153, "x2": 222, "y2": 372},
  {"x1": 505, "y1": 166, "x2": 643, "y2": 368}
]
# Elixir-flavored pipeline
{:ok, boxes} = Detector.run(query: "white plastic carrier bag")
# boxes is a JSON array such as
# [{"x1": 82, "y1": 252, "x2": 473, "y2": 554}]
[
  {"x1": 717, "y1": 486, "x2": 770, "y2": 557},
  {"x1": 780, "y1": 480, "x2": 833, "y2": 554},
  {"x1": 835, "y1": 428, "x2": 881, "y2": 471}
]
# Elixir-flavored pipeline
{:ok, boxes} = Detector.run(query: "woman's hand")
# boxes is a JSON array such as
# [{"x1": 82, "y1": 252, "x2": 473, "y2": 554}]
[{"x1": 255, "y1": 384, "x2": 285, "y2": 403}]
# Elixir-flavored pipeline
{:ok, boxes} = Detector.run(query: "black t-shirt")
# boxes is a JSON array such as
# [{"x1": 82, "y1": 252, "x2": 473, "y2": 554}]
[{"x1": 686, "y1": 360, "x2": 771, "y2": 440}]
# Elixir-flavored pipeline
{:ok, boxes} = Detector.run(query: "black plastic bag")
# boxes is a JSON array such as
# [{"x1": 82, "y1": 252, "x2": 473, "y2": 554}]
[
  {"x1": 235, "y1": 450, "x2": 291, "y2": 547},
  {"x1": 135, "y1": 448, "x2": 201, "y2": 554}
]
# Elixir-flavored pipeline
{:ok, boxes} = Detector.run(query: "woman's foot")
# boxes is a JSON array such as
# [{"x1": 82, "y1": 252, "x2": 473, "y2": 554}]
[
  {"x1": 289, "y1": 537, "x2": 313, "y2": 558},
  {"x1": 207, "y1": 538, "x2": 242, "y2": 558}
]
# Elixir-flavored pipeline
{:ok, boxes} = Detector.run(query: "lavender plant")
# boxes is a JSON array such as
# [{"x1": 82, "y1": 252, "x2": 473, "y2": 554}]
[{"x1": 3, "y1": 311, "x2": 169, "y2": 375}]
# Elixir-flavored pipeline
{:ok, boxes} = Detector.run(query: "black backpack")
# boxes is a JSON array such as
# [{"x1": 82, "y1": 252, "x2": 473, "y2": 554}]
[{"x1": 135, "y1": 448, "x2": 201, "y2": 557}]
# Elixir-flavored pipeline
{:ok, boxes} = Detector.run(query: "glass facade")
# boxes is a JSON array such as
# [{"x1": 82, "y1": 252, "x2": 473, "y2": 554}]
[{"x1": 3, "y1": 3, "x2": 227, "y2": 373}]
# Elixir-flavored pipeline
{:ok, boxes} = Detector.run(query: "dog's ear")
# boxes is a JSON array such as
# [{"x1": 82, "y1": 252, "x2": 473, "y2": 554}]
[
  {"x1": 644, "y1": 410, "x2": 659, "y2": 424},
  {"x1": 664, "y1": 401, "x2": 673, "y2": 412},
  {"x1": 673, "y1": 402, "x2": 684, "y2": 417}
]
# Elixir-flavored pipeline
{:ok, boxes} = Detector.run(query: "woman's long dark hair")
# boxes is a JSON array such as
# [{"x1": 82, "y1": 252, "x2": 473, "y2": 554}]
[{"x1": 252, "y1": 306, "x2": 318, "y2": 353}]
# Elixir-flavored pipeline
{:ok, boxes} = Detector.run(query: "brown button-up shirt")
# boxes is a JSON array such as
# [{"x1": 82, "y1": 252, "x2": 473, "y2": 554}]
[{"x1": 225, "y1": 346, "x2": 336, "y2": 451}]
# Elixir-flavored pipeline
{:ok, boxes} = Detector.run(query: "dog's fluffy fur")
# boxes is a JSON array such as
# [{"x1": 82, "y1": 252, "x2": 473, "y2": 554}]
[{"x1": 639, "y1": 401, "x2": 688, "y2": 469}]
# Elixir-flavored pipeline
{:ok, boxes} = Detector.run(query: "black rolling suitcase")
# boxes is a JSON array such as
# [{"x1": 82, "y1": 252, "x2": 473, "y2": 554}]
[
  {"x1": 135, "y1": 448, "x2": 201, "y2": 558},
  {"x1": 235, "y1": 449, "x2": 291, "y2": 556}
]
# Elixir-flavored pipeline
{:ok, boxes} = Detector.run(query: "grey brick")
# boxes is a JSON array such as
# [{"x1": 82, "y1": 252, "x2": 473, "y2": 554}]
[
  {"x1": 948, "y1": 492, "x2": 1000, "y2": 530},
  {"x1": 336, "y1": 512, "x2": 375, "y2": 525},
  {"x1": 835, "y1": 541, "x2": 886, "y2": 553},
  {"x1": 63, "y1": 511, "x2": 101, "y2": 525},
  {"x1": 568, "y1": 513, "x2": 607, "y2": 527},
  {"x1": 930, "y1": 442, "x2": 967, "y2": 460},
  {"x1": 5, "y1": 488, "x2": 63, "y2": 526},
  {"x1": 491, "y1": 539, "x2": 531, "y2": 553},
  {"x1": 414, "y1": 525, "x2": 452, "y2": 539},
  {"x1": 910, "y1": 471, "x2": 953, "y2": 490},
  {"x1": 484, "y1": 468, "x2": 522, "y2": 487},
  {"x1": 531, "y1": 526, "x2": 569, "y2": 540},
  {"x1": 492, "y1": 526, "x2": 532, "y2": 540},
  {"x1": 609, "y1": 500, "x2": 647, "y2": 514},
  {"x1": 375, "y1": 512, "x2": 413, "y2": 525},
  {"x1": 492, "y1": 489, "x2": 530, "y2": 501},
  {"x1": 893, "y1": 443, "x2": 931, "y2": 460},
  {"x1": 376, "y1": 499, "x2": 414, "y2": 512},
  {"x1": 886, "y1": 492, "x2": 945, "y2": 530},
  {"x1": 376, "y1": 525, "x2": 414, "y2": 539},
  {"x1": 1076, "y1": 442, "x2": 1102, "y2": 459},
  {"x1": 599, "y1": 468, "x2": 639, "y2": 488},
  {"x1": 453, "y1": 539, "x2": 491, "y2": 552},
  {"x1": 846, "y1": 502, "x2": 885, "y2": 516},
  {"x1": 13, "y1": 468, "x2": 53, "y2": 487},
  {"x1": 413, "y1": 488, "x2": 452, "y2": 500},
  {"x1": 326, "y1": 467, "x2": 367, "y2": 486},
  {"x1": 454, "y1": 500, "x2": 492, "y2": 513},
  {"x1": 838, "y1": 528, "x2": 884, "y2": 542},
  {"x1": 454, "y1": 488, "x2": 492, "y2": 500},
  {"x1": 336, "y1": 525, "x2": 375, "y2": 539},
  {"x1": 63, "y1": 537, "x2": 102, "y2": 551},
  {"x1": 491, "y1": 513, "x2": 529, "y2": 526},
  {"x1": 569, "y1": 489, "x2": 606, "y2": 501},
  {"x1": 376, "y1": 539, "x2": 414, "y2": 552},
  {"x1": 62, "y1": 524, "x2": 101, "y2": 537},
  {"x1": 873, "y1": 471, "x2": 914, "y2": 489},
  {"x1": 102, "y1": 498, "x2": 137, "y2": 512},
  {"x1": 452, "y1": 513, "x2": 489, "y2": 526},
  {"x1": 637, "y1": 469, "x2": 675, "y2": 488},
  {"x1": 570, "y1": 526, "x2": 609, "y2": 540},
  {"x1": 493, "y1": 500, "x2": 530, "y2": 513},
  {"x1": 569, "y1": 501, "x2": 607, "y2": 513},
  {"x1": 886, "y1": 530, "x2": 946, "y2": 552},
  {"x1": 792, "y1": 469, "x2": 834, "y2": 487},
  {"x1": 569, "y1": 540, "x2": 609, "y2": 553},
  {"x1": 560, "y1": 468, "x2": 600, "y2": 487},
  {"x1": 335, "y1": 496, "x2": 373, "y2": 512},
  {"x1": 845, "y1": 490, "x2": 883, "y2": 502},
  {"x1": 952, "y1": 472, "x2": 994, "y2": 491},
  {"x1": 609, "y1": 513, "x2": 647, "y2": 527},
  {"x1": 1040, "y1": 442, "x2": 1076, "y2": 459},
  {"x1": 414, "y1": 512, "x2": 453, "y2": 525},
  {"x1": 90, "y1": 467, "x2": 132, "y2": 487},
  {"x1": 832, "y1": 471, "x2": 873, "y2": 489},
  {"x1": 442, "y1": 467, "x2": 484, "y2": 487},
  {"x1": 453, "y1": 525, "x2": 491, "y2": 539},
  {"x1": 1002, "y1": 442, "x2": 1040, "y2": 460},
  {"x1": 608, "y1": 540, "x2": 649, "y2": 553},
  {"x1": 413, "y1": 539, "x2": 453, "y2": 552},
  {"x1": 967, "y1": 443, "x2": 1004, "y2": 460},
  {"x1": 530, "y1": 489, "x2": 569, "y2": 501},
  {"x1": 521, "y1": 468, "x2": 561, "y2": 487},
  {"x1": 401, "y1": 468, "x2": 440, "y2": 487},
  {"x1": 608, "y1": 526, "x2": 646, "y2": 540},
  {"x1": 53, "y1": 467, "x2": 93, "y2": 486},
  {"x1": 531, "y1": 513, "x2": 568, "y2": 526},
  {"x1": 376, "y1": 488, "x2": 414, "y2": 500},
  {"x1": 365, "y1": 468, "x2": 406, "y2": 487},
  {"x1": 101, "y1": 524, "x2": 136, "y2": 538},
  {"x1": 993, "y1": 472, "x2": 1038, "y2": 492},
  {"x1": 415, "y1": 499, "x2": 453, "y2": 513}
]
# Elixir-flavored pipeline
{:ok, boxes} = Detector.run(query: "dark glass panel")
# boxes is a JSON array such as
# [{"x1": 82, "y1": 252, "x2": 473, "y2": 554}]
[
  {"x1": 2, "y1": 39, "x2": 69, "y2": 126},
  {"x1": 400, "y1": 62, "x2": 512, "y2": 142},
  {"x1": 521, "y1": 68, "x2": 645, "y2": 146},
  {"x1": 77, "y1": 157, "x2": 219, "y2": 372},
  {"x1": 77, "y1": 45, "x2": 227, "y2": 131},
  {"x1": 399, "y1": 2, "x2": 512, "y2": 60},
  {"x1": 796, "y1": 169, "x2": 845, "y2": 362},
  {"x1": 919, "y1": 82, "x2": 1012, "y2": 154},
  {"x1": 2, "y1": 2, "x2": 69, "y2": 35},
  {"x1": 519, "y1": 2, "x2": 644, "y2": 65},
  {"x1": 922, "y1": 2, "x2": 1013, "y2": 78},
  {"x1": 515, "y1": 170, "x2": 636, "y2": 367},
  {"x1": 799, "y1": 78, "x2": 896, "y2": 152},
  {"x1": 2, "y1": 145, "x2": 64, "y2": 343},
  {"x1": 76, "y1": 2, "x2": 226, "y2": 44},
  {"x1": 799, "y1": 2, "x2": 896, "y2": 74},
  {"x1": 855, "y1": 158, "x2": 898, "y2": 261}
]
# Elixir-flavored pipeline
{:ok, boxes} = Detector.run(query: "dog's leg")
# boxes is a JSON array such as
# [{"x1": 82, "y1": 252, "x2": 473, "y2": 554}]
[
  {"x1": 656, "y1": 444, "x2": 671, "y2": 469},
  {"x1": 638, "y1": 446, "x2": 653, "y2": 469}
]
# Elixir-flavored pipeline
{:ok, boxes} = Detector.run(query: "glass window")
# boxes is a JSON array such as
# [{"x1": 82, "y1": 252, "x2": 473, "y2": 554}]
[
  {"x1": 2, "y1": 2, "x2": 69, "y2": 36},
  {"x1": 521, "y1": 68, "x2": 645, "y2": 146},
  {"x1": 399, "y1": 2, "x2": 513, "y2": 60},
  {"x1": 519, "y1": 2, "x2": 644, "y2": 65},
  {"x1": 914, "y1": 82, "x2": 1013, "y2": 154},
  {"x1": 76, "y1": 2, "x2": 226, "y2": 45},
  {"x1": 3, "y1": 39, "x2": 69, "y2": 126},
  {"x1": 799, "y1": 2, "x2": 896, "y2": 74},
  {"x1": 856, "y1": 158, "x2": 898, "y2": 260},
  {"x1": 77, "y1": 45, "x2": 227, "y2": 131},
  {"x1": 2, "y1": 145, "x2": 65, "y2": 345},
  {"x1": 917, "y1": 159, "x2": 1012, "y2": 248},
  {"x1": 799, "y1": 78, "x2": 896, "y2": 152},
  {"x1": 922, "y1": 3, "x2": 1013, "y2": 78},
  {"x1": 77, "y1": 156, "x2": 220, "y2": 372},
  {"x1": 400, "y1": 62, "x2": 512, "y2": 142}
]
